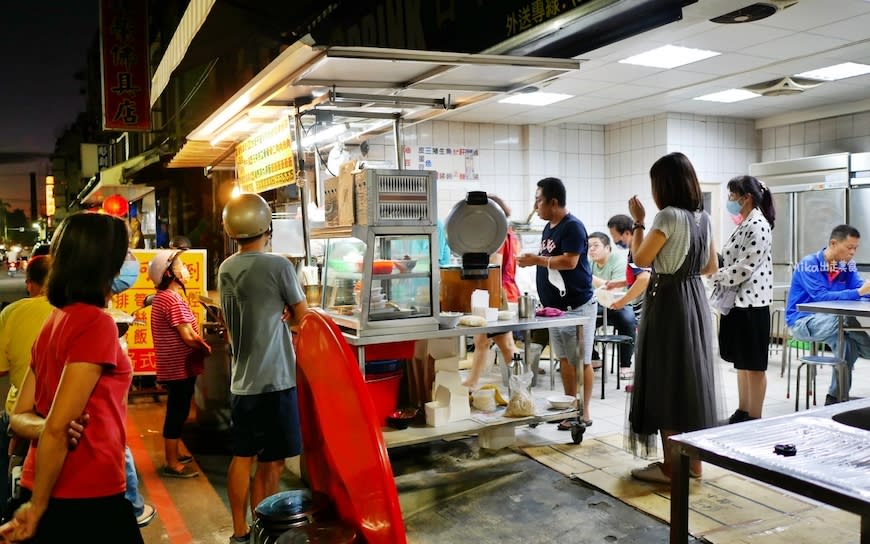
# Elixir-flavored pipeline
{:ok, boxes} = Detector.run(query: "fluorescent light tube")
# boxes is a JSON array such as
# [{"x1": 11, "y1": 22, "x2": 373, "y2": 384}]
[
  {"x1": 619, "y1": 45, "x2": 720, "y2": 69},
  {"x1": 693, "y1": 89, "x2": 760, "y2": 103},
  {"x1": 498, "y1": 92, "x2": 572, "y2": 106},
  {"x1": 795, "y1": 62, "x2": 870, "y2": 81}
]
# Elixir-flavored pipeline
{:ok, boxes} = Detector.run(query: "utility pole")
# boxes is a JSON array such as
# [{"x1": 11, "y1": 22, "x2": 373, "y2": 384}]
[{"x1": 29, "y1": 172, "x2": 37, "y2": 223}]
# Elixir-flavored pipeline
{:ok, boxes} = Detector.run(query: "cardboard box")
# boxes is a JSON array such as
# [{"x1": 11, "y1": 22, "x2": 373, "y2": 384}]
[
  {"x1": 336, "y1": 161, "x2": 355, "y2": 226},
  {"x1": 323, "y1": 176, "x2": 339, "y2": 227},
  {"x1": 409, "y1": 338, "x2": 460, "y2": 404}
]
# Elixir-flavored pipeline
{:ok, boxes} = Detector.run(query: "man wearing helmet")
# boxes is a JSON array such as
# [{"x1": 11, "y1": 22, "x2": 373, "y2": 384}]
[{"x1": 218, "y1": 193, "x2": 308, "y2": 544}]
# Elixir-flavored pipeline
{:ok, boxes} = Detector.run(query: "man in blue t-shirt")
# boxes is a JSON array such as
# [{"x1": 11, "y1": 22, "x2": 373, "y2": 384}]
[
  {"x1": 518, "y1": 177, "x2": 597, "y2": 427},
  {"x1": 786, "y1": 224, "x2": 870, "y2": 404}
]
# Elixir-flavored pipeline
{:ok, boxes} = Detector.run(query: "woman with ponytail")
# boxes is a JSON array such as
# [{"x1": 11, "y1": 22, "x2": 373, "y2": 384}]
[{"x1": 713, "y1": 175, "x2": 776, "y2": 423}]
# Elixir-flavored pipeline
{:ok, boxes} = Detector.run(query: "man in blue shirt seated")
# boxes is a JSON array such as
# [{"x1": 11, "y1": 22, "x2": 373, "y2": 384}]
[{"x1": 786, "y1": 224, "x2": 870, "y2": 404}]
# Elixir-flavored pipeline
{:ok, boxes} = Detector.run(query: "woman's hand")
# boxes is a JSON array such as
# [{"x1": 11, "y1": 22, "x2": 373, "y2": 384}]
[
  {"x1": 628, "y1": 196, "x2": 645, "y2": 225},
  {"x1": 610, "y1": 297, "x2": 627, "y2": 310}
]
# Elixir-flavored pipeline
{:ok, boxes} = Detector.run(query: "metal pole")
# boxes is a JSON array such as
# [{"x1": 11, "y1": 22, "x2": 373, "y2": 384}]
[
  {"x1": 393, "y1": 118, "x2": 402, "y2": 170},
  {"x1": 294, "y1": 112, "x2": 312, "y2": 266}
]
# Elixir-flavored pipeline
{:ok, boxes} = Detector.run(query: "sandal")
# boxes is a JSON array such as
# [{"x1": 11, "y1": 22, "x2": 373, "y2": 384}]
[
  {"x1": 178, "y1": 455, "x2": 194, "y2": 464},
  {"x1": 557, "y1": 419, "x2": 577, "y2": 431},
  {"x1": 557, "y1": 419, "x2": 592, "y2": 430},
  {"x1": 160, "y1": 465, "x2": 199, "y2": 478}
]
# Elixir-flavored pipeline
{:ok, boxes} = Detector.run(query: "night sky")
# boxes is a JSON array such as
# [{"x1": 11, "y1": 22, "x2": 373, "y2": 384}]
[{"x1": 0, "y1": 1, "x2": 98, "y2": 214}]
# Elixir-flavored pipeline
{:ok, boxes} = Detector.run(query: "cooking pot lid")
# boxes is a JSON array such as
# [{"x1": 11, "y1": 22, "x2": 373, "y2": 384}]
[{"x1": 444, "y1": 192, "x2": 507, "y2": 256}]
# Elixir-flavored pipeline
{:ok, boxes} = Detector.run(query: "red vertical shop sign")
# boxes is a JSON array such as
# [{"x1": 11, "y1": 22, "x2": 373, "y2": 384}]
[{"x1": 99, "y1": 0, "x2": 150, "y2": 131}]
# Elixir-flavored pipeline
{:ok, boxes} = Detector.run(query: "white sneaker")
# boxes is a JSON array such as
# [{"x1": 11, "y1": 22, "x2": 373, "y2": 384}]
[
  {"x1": 136, "y1": 503, "x2": 156, "y2": 527},
  {"x1": 630, "y1": 462, "x2": 670, "y2": 484}
]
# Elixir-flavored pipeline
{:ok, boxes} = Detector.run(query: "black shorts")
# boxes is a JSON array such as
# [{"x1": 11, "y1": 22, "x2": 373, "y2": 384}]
[
  {"x1": 718, "y1": 306, "x2": 771, "y2": 371},
  {"x1": 231, "y1": 388, "x2": 303, "y2": 461}
]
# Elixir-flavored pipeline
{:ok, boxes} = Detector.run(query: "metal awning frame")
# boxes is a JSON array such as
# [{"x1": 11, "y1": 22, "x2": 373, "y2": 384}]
[{"x1": 170, "y1": 42, "x2": 582, "y2": 170}]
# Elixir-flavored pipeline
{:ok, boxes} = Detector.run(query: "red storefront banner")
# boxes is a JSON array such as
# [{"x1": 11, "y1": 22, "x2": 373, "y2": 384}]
[{"x1": 99, "y1": 0, "x2": 151, "y2": 131}]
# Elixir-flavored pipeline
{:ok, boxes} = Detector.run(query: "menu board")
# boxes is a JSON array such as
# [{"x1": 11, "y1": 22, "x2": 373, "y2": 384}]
[
  {"x1": 236, "y1": 117, "x2": 295, "y2": 193},
  {"x1": 403, "y1": 145, "x2": 479, "y2": 181},
  {"x1": 111, "y1": 249, "x2": 207, "y2": 375}
]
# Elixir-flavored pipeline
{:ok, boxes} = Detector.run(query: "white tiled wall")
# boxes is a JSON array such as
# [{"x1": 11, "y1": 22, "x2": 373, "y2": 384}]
[
  {"x1": 759, "y1": 111, "x2": 870, "y2": 161},
  {"x1": 368, "y1": 120, "x2": 606, "y2": 230},
  {"x1": 366, "y1": 112, "x2": 759, "y2": 237}
]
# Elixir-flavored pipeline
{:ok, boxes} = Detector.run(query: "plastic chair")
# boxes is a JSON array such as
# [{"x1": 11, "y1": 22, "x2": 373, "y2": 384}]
[
  {"x1": 594, "y1": 309, "x2": 634, "y2": 399},
  {"x1": 295, "y1": 309, "x2": 406, "y2": 544},
  {"x1": 794, "y1": 342, "x2": 846, "y2": 411},
  {"x1": 594, "y1": 332, "x2": 633, "y2": 398}
]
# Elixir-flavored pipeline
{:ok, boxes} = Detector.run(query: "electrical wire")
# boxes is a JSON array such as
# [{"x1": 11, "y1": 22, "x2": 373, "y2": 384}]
[{"x1": 156, "y1": 57, "x2": 220, "y2": 132}]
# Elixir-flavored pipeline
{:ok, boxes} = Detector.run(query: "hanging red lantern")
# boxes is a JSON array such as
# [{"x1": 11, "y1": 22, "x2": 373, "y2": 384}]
[{"x1": 102, "y1": 194, "x2": 129, "y2": 217}]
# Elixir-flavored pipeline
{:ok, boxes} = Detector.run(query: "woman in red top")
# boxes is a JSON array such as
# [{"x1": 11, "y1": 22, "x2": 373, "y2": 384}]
[
  {"x1": 1, "y1": 213, "x2": 142, "y2": 543},
  {"x1": 148, "y1": 250, "x2": 211, "y2": 478}
]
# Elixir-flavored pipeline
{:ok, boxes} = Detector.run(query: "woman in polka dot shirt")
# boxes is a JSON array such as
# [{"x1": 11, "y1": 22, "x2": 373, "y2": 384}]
[{"x1": 713, "y1": 175, "x2": 776, "y2": 423}]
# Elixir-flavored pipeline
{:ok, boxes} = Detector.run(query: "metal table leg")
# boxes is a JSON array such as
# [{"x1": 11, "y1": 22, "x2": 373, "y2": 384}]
[
  {"x1": 837, "y1": 315, "x2": 848, "y2": 403},
  {"x1": 669, "y1": 446, "x2": 691, "y2": 544}
]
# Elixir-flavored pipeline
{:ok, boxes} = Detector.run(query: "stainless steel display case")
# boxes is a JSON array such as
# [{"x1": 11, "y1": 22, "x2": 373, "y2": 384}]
[{"x1": 316, "y1": 225, "x2": 440, "y2": 336}]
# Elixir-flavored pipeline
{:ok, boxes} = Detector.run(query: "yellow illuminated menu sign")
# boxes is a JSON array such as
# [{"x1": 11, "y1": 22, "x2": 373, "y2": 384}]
[
  {"x1": 235, "y1": 117, "x2": 295, "y2": 193},
  {"x1": 113, "y1": 249, "x2": 207, "y2": 375}
]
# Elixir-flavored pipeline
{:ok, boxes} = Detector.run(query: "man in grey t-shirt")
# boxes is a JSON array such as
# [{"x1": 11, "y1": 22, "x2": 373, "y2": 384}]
[{"x1": 218, "y1": 193, "x2": 309, "y2": 544}]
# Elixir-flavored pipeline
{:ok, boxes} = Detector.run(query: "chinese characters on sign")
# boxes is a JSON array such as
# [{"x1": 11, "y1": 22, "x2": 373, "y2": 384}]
[
  {"x1": 115, "y1": 250, "x2": 207, "y2": 375},
  {"x1": 505, "y1": 0, "x2": 582, "y2": 37},
  {"x1": 403, "y1": 146, "x2": 479, "y2": 181},
  {"x1": 236, "y1": 117, "x2": 296, "y2": 193},
  {"x1": 99, "y1": 0, "x2": 150, "y2": 131}
]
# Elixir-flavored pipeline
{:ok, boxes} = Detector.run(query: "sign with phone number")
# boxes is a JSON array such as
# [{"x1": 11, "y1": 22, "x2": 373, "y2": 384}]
[{"x1": 111, "y1": 249, "x2": 207, "y2": 375}]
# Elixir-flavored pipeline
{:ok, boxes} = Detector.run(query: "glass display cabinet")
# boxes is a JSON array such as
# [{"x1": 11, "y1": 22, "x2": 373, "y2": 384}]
[{"x1": 317, "y1": 225, "x2": 440, "y2": 336}]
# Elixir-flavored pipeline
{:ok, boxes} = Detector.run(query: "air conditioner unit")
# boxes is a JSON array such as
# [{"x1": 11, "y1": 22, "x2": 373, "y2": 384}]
[
  {"x1": 744, "y1": 76, "x2": 822, "y2": 97},
  {"x1": 710, "y1": 1, "x2": 799, "y2": 24}
]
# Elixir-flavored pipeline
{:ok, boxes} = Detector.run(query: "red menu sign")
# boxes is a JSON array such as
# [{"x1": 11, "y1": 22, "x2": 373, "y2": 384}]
[{"x1": 99, "y1": 0, "x2": 150, "y2": 131}]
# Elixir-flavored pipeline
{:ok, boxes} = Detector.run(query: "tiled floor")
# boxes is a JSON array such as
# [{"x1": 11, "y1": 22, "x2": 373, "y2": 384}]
[
  {"x1": 126, "y1": 339, "x2": 870, "y2": 543},
  {"x1": 514, "y1": 342, "x2": 870, "y2": 450}
]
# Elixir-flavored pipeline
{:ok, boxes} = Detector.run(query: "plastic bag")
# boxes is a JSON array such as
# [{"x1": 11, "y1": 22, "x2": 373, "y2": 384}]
[{"x1": 504, "y1": 370, "x2": 535, "y2": 417}]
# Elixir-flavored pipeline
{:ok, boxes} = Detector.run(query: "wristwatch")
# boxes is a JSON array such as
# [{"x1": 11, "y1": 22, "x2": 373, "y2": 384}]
[{"x1": 632, "y1": 222, "x2": 645, "y2": 230}]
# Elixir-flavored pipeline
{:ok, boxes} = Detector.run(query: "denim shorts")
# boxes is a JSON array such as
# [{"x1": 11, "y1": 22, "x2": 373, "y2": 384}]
[{"x1": 549, "y1": 299, "x2": 598, "y2": 368}]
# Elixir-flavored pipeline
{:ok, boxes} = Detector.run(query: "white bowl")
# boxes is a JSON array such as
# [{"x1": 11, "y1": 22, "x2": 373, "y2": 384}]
[
  {"x1": 437, "y1": 311, "x2": 463, "y2": 328},
  {"x1": 546, "y1": 394, "x2": 575, "y2": 410}
]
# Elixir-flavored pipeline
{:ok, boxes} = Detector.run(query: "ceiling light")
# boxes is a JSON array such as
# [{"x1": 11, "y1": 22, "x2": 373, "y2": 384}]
[
  {"x1": 618, "y1": 45, "x2": 720, "y2": 69},
  {"x1": 693, "y1": 89, "x2": 760, "y2": 103},
  {"x1": 301, "y1": 124, "x2": 348, "y2": 147},
  {"x1": 795, "y1": 62, "x2": 870, "y2": 81},
  {"x1": 498, "y1": 92, "x2": 572, "y2": 106}
]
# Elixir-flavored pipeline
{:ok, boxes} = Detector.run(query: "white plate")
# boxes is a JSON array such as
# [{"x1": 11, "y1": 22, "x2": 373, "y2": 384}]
[{"x1": 444, "y1": 196, "x2": 508, "y2": 255}]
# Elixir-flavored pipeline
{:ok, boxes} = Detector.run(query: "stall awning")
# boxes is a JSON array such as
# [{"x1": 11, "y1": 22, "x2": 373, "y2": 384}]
[
  {"x1": 167, "y1": 42, "x2": 582, "y2": 169},
  {"x1": 79, "y1": 153, "x2": 159, "y2": 205}
]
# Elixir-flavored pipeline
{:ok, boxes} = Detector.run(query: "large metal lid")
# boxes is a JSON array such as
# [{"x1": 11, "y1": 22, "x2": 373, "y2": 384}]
[
  {"x1": 254, "y1": 489, "x2": 332, "y2": 524},
  {"x1": 444, "y1": 191, "x2": 507, "y2": 256}
]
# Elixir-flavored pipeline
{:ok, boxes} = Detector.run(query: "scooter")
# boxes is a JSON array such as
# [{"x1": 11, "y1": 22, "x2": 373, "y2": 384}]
[{"x1": 7, "y1": 260, "x2": 17, "y2": 277}]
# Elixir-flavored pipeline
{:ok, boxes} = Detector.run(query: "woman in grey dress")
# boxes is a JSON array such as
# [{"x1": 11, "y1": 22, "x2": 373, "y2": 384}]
[{"x1": 625, "y1": 152, "x2": 723, "y2": 484}]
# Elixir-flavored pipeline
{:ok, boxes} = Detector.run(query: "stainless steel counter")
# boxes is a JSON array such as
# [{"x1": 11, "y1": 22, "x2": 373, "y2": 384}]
[
  {"x1": 670, "y1": 397, "x2": 870, "y2": 543},
  {"x1": 341, "y1": 314, "x2": 593, "y2": 347}
]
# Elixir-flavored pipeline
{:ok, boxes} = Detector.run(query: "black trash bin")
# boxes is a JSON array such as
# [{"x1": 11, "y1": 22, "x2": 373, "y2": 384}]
[
  {"x1": 276, "y1": 521, "x2": 359, "y2": 543},
  {"x1": 251, "y1": 489, "x2": 333, "y2": 544}
]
